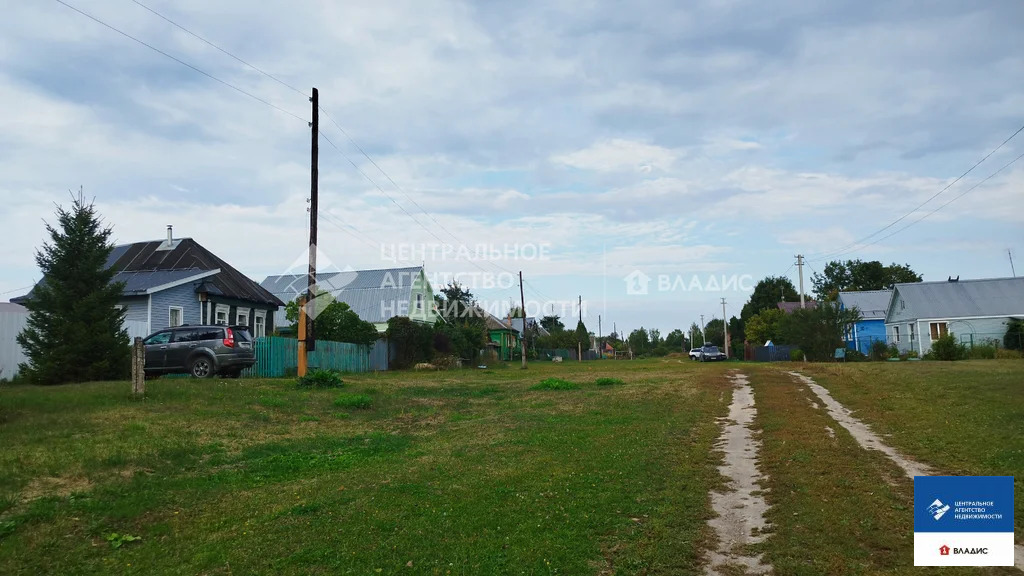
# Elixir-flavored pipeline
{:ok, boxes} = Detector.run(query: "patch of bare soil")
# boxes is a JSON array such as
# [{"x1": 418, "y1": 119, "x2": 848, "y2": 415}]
[{"x1": 705, "y1": 372, "x2": 772, "y2": 576}]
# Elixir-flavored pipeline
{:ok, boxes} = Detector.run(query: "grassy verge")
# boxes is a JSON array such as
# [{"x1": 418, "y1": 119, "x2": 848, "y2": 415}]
[
  {"x1": 793, "y1": 361, "x2": 1024, "y2": 541},
  {"x1": 0, "y1": 361, "x2": 729, "y2": 575},
  {"x1": 747, "y1": 367, "x2": 1018, "y2": 576}
]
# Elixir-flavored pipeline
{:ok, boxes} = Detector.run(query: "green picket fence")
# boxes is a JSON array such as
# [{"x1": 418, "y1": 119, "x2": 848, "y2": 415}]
[{"x1": 242, "y1": 336, "x2": 372, "y2": 378}]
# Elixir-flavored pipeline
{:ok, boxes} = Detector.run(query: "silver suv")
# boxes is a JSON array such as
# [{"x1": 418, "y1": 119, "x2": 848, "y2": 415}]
[{"x1": 143, "y1": 325, "x2": 255, "y2": 378}]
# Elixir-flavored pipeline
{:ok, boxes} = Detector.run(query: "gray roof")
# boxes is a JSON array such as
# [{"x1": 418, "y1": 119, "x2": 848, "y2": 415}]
[
  {"x1": 509, "y1": 317, "x2": 551, "y2": 337},
  {"x1": 892, "y1": 277, "x2": 1024, "y2": 320},
  {"x1": 113, "y1": 268, "x2": 212, "y2": 296},
  {"x1": 261, "y1": 266, "x2": 425, "y2": 324},
  {"x1": 777, "y1": 300, "x2": 818, "y2": 314},
  {"x1": 0, "y1": 302, "x2": 27, "y2": 313},
  {"x1": 838, "y1": 290, "x2": 892, "y2": 320}
]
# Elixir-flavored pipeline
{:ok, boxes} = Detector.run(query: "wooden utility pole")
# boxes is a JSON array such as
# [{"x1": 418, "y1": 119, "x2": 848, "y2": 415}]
[
  {"x1": 577, "y1": 295, "x2": 582, "y2": 362},
  {"x1": 796, "y1": 254, "x2": 805, "y2": 309},
  {"x1": 519, "y1": 271, "x2": 527, "y2": 369},
  {"x1": 131, "y1": 337, "x2": 145, "y2": 397},
  {"x1": 297, "y1": 296, "x2": 308, "y2": 377},
  {"x1": 721, "y1": 298, "x2": 729, "y2": 359},
  {"x1": 299, "y1": 86, "x2": 319, "y2": 376}
]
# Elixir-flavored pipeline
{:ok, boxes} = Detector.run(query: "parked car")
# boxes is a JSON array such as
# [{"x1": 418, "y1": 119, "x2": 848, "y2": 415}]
[
  {"x1": 698, "y1": 344, "x2": 727, "y2": 362},
  {"x1": 688, "y1": 346, "x2": 704, "y2": 361},
  {"x1": 143, "y1": 325, "x2": 255, "y2": 378}
]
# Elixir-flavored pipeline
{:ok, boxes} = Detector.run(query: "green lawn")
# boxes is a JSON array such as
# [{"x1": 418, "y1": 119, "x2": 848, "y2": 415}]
[
  {"x1": 793, "y1": 360, "x2": 1024, "y2": 541},
  {"x1": 1, "y1": 358, "x2": 1021, "y2": 575},
  {"x1": 0, "y1": 361, "x2": 730, "y2": 575}
]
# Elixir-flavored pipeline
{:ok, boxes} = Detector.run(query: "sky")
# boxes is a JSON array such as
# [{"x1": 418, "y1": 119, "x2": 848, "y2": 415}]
[{"x1": 1, "y1": 0, "x2": 1022, "y2": 336}]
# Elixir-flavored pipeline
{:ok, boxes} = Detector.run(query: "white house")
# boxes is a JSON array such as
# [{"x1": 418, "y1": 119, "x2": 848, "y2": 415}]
[{"x1": 884, "y1": 277, "x2": 1024, "y2": 355}]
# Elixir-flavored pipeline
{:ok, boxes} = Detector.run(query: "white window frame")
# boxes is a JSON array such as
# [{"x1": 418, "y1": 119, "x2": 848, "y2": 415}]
[
  {"x1": 236, "y1": 307, "x2": 251, "y2": 327},
  {"x1": 893, "y1": 325, "x2": 901, "y2": 343},
  {"x1": 254, "y1": 310, "x2": 267, "y2": 338},
  {"x1": 908, "y1": 323, "x2": 915, "y2": 342},
  {"x1": 169, "y1": 306, "x2": 184, "y2": 327},
  {"x1": 929, "y1": 322, "x2": 948, "y2": 340},
  {"x1": 416, "y1": 293, "x2": 423, "y2": 312},
  {"x1": 214, "y1": 304, "x2": 230, "y2": 326}
]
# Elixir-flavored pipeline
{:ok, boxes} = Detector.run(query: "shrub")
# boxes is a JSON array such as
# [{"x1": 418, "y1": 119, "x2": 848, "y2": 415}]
[
  {"x1": 531, "y1": 378, "x2": 579, "y2": 390},
  {"x1": 296, "y1": 368, "x2": 344, "y2": 388},
  {"x1": 845, "y1": 349, "x2": 866, "y2": 362},
  {"x1": 904, "y1": 350, "x2": 919, "y2": 359},
  {"x1": 1004, "y1": 319, "x2": 1024, "y2": 351},
  {"x1": 995, "y1": 348, "x2": 1022, "y2": 359},
  {"x1": 789, "y1": 349, "x2": 804, "y2": 362},
  {"x1": 333, "y1": 393, "x2": 372, "y2": 409},
  {"x1": 930, "y1": 334, "x2": 965, "y2": 361},
  {"x1": 966, "y1": 344, "x2": 996, "y2": 360},
  {"x1": 887, "y1": 343, "x2": 900, "y2": 359},
  {"x1": 869, "y1": 340, "x2": 889, "y2": 361},
  {"x1": 594, "y1": 377, "x2": 624, "y2": 386}
]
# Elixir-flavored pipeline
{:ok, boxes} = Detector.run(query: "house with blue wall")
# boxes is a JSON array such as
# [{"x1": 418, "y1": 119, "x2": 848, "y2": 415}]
[
  {"x1": 885, "y1": 277, "x2": 1024, "y2": 355},
  {"x1": 15, "y1": 226, "x2": 282, "y2": 338},
  {"x1": 838, "y1": 289, "x2": 891, "y2": 355}
]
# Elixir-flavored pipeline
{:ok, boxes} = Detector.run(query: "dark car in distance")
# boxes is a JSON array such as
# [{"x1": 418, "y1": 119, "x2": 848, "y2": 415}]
[
  {"x1": 698, "y1": 344, "x2": 727, "y2": 362},
  {"x1": 143, "y1": 325, "x2": 255, "y2": 378}
]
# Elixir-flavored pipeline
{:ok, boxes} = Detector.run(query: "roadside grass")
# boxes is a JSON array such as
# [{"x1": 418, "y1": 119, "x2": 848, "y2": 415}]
[
  {"x1": 746, "y1": 368, "x2": 1018, "y2": 576},
  {"x1": 0, "y1": 361, "x2": 729, "y2": 575},
  {"x1": 792, "y1": 361, "x2": 1024, "y2": 540}
]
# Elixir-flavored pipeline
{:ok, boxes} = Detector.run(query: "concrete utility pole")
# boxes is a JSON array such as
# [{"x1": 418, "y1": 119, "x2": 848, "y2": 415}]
[
  {"x1": 598, "y1": 315, "x2": 602, "y2": 359},
  {"x1": 577, "y1": 295, "x2": 583, "y2": 363},
  {"x1": 795, "y1": 254, "x2": 806, "y2": 309},
  {"x1": 700, "y1": 314, "x2": 705, "y2": 343},
  {"x1": 300, "y1": 87, "x2": 319, "y2": 376},
  {"x1": 519, "y1": 271, "x2": 527, "y2": 369},
  {"x1": 721, "y1": 298, "x2": 729, "y2": 359},
  {"x1": 1009, "y1": 249, "x2": 1016, "y2": 277}
]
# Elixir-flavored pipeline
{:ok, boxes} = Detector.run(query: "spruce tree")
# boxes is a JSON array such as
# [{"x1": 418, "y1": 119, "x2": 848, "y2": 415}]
[{"x1": 17, "y1": 197, "x2": 129, "y2": 384}]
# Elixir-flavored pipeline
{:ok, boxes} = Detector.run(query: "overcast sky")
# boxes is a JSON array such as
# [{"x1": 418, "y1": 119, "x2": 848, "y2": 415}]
[{"x1": 2, "y1": 0, "x2": 1022, "y2": 335}]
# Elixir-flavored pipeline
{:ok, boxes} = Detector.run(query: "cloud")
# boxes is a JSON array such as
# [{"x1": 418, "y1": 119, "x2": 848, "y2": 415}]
[{"x1": 1, "y1": 0, "x2": 1022, "y2": 334}]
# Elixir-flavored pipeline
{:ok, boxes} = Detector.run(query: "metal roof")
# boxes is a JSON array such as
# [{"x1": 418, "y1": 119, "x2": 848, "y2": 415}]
[
  {"x1": 508, "y1": 317, "x2": 551, "y2": 337},
  {"x1": 16, "y1": 238, "x2": 282, "y2": 307},
  {"x1": 777, "y1": 301, "x2": 818, "y2": 314},
  {"x1": 113, "y1": 269, "x2": 212, "y2": 295},
  {"x1": 838, "y1": 290, "x2": 892, "y2": 320},
  {"x1": 892, "y1": 277, "x2": 1024, "y2": 320},
  {"x1": 0, "y1": 302, "x2": 27, "y2": 313},
  {"x1": 261, "y1": 267, "x2": 426, "y2": 324}
]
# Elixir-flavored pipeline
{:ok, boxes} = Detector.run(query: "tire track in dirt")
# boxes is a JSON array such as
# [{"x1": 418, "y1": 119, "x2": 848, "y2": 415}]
[
  {"x1": 791, "y1": 371, "x2": 1024, "y2": 572},
  {"x1": 705, "y1": 372, "x2": 772, "y2": 575}
]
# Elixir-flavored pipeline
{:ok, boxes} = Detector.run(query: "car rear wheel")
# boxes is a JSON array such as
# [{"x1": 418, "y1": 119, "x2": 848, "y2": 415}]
[{"x1": 190, "y1": 357, "x2": 214, "y2": 378}]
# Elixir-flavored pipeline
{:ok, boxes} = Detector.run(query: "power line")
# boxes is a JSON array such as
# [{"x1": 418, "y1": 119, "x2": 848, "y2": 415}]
[
  {"x1": 1, "y1": 285, "x2": 34, "y2": 297},
  {"x1": 809, "y1": 122, "x2": 1024, "y2": 262},
  {"x1": 835, "y1": 150, "x2": 1024, "y2": 255},
  {"x1": 54, "y1": 0, "x2": 306, "y2": 123},
  {"x1": 127, "y1": 0, "x2": 524, "y2": 282},
  {"x1": 130, "y1": 0, "x2": 308, "y2": 98}
]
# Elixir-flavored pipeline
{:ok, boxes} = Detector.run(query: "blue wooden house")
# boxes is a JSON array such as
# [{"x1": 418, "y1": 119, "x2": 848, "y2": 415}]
[
  {"x1": 838, "y1": 289, "x2": 892, "y2": 355},
  {"x1": 15, "y1": 226, "x2": 282, "y2": 338}
]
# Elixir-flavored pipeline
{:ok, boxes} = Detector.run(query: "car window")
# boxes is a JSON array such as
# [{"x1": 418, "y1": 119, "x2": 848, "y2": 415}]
[
  {"x1": 173, "y1": 329, "x2": 201, "y2": 342},
  {"x1": 196, "y1": 328, "x2": 224, "y2": 341},
  {"x1": 233, "y1": 328, "x2": 253, "y2": 342},
  {"x1": 144, "y1": 332, "x2": 172, "y2": 345}
]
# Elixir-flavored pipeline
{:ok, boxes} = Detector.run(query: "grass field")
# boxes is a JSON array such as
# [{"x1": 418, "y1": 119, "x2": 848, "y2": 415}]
[{"x1": 0, "y1": 358, "x2": 1020, "y2": 575}]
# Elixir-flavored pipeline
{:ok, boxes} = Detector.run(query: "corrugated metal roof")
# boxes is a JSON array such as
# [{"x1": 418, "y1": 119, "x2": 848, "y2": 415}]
[
  {"x1": 486, "y1": 313, "x2": 515, "y2": 331},
  {"x1": 0, "y1": 302, "x2": 27, "y2": 313},
  {"x1": 113, "y1": 269, "x2": 209, "y2": 295},
  {"x1": 508, "y1": 317, "x2": 551, "y2": 337},
  {"x1": 838, "y1": 290, "x2": 892, "y2": 320},
  {"x1": 894, "y1": 277, "x2": 1024, "y2": 319},
  {"x1": 261, "y1": 267, "x2": 425, "y2": 325},
  {"x1": 17, "y1": 238, "x2": 282, "y2": 307}
]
